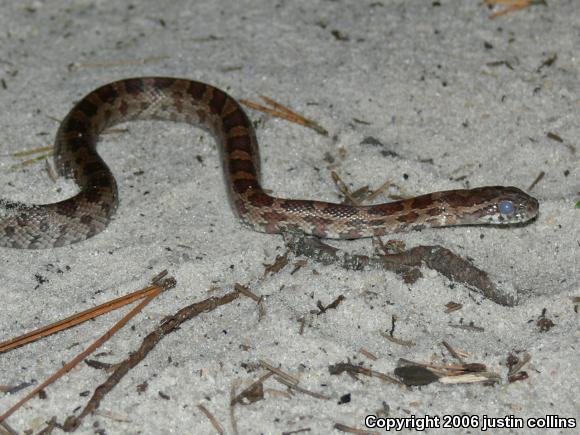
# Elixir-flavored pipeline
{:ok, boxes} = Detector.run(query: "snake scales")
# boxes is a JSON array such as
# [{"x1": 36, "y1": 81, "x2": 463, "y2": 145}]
[{"x1": 0, "y1": 77, "x2": 539, "y2": 249}]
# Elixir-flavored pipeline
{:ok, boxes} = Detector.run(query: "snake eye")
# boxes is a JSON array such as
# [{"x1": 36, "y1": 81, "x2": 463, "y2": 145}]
[{"x1": 499, "y1": 200, "x2": 515, "y2": 215}]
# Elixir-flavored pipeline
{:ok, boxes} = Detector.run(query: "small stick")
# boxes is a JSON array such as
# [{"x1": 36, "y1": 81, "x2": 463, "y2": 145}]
[
  {"x1": 527, "y1": 171, "x2": 545, "y2": 191},
  {"x1": 441, "y1": 341, "x2": 467, "y2": 363},
  {"x1": 0, "y1": 281, "x2": 166, "y2": 353},
  {"x1": 259, "y1": 360, "x2": 299, "y2": 386},
  {"x1": 240, "y1": 97, "x2": 328, "y2": 136},
  {"x1": 328, "y1": 362, "x2": 403, "y2": 386},
  {"x1": 9, "y1": 145, "x2": 54, "y2": 158},
  {"x1": 234, "y1": 283, "x2": 260, "y2": 302},
  {"x1": 9, "y1": 153, "x2": 53, "y2": 170},
  {"x1": 380, "y1": 331, "x2": 415, "y2": 347},
  {"x1": 485, "y1": 0, "x2": 546, "y2": 19},
  {"x1": 273, "y1": 376, "x2": 331, "y2": 400},
  {"x1": 0, "y1": 280, "x2": 169, "y2": 424},
  {"x1": 331, "y1": 171, "x2": 359, "y2": 205},
  {"x1": 364, "y1": 179, "x2": 394, "y2": 202},
  {"x1": 229, "y1": 381, "x2": 240, "y2": 435},
  {"x1": 197, "y1": 404, "x2": 225, "y2": 435},
  {"x1": 63, "y1": 289, "x2": 239, "y2": 431},
  {"x1": 359, "y1": 348, "x2": 378, "y2": 361}
]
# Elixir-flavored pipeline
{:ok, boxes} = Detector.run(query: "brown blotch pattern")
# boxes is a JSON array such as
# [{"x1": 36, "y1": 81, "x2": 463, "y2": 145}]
[
  {"x1": 79, "y1": 215, "x2": 93, "y2": 225},
  {"x1": 96, "y1": 84, "x2": 119, "y2": 104},
  {"x1": 261, "y1": 211, "x2": 288, "y2": 224},
  {"x1": 438, "y1": 190, "x2": 477, "y2": 207},
  {"x1": 82, "y1": 161, "x2": 106, "y2": 175},
  {"x1": 56, "y1": 200, "x2": 79, "y2": 216},
  {"x1": 84, "y1": 188, "x2": 103, "y2": 203},
  {"x1": 76, "y1": 99, "x2": 98, "y2": 118},
  {"x1": 226, "y1": 135, "x2": 253, "y2": 154},
  {"x1": 118, "y1": 100, "x2": 129, "y2": 117},
  {"x1": 209, "y1": 88, "x2": 227, "y2": 115},
  {"x1": 66, "y1": 137, "x2": 91, "y2": 150},
  {"x1": 229, "y1": 149, "x2": 252, "y2": 160},
  {"x1": 187, "y1": 81, "x2": 206, "y2": 100},
  {"x1": 89, "y1": 173, "x2": 114, "y2": 188},
  {"x1": 64, "y1": 116, "x2": 90, "y2": 136},
  {"x1": 153, "y1": 77, "x2": 176, "y2": 89},
  {"x1": 367, "y1": 201, "x2": 405, "y2": 216},
  {"x1": 247, "y1": 192, "x2": 275, "y2": 207},
  {"x1": 123, "y1": 79, "x2": 144, "y2": 95},
  {"x1": 232, "y1": 179, "x2": 259, "y2": 194},
  {"x1": 411, "y1": 194, "x2": 435, "y2": 210},
  {"x1": 427, "y1": 206, "x2": 443, "y2": 216},
  {"x1": 222, "y1": 108, "x2": 247, "y2": 132},
  {"x1": 229, "y1": 159, "x2": 256, "y2": 176},
  {"x1": 396, "y1": 211, "x2": 420, "y2": 223}
]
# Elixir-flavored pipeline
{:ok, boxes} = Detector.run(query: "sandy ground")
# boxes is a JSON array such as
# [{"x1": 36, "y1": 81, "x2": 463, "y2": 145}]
[{"x1": 0, "y1": 1, "x2": 578, "y2": 434}]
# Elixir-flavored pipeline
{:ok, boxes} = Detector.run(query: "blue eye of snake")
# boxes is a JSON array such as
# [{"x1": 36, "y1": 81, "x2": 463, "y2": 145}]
[{"x1": 499, "y1": 200, "x2": 515, "y2": 215}]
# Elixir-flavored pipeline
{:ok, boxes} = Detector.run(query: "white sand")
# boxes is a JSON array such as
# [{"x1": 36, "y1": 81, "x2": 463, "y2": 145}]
[{"x1": 0, "y1": 1, "x2": 578, "y2": 434}]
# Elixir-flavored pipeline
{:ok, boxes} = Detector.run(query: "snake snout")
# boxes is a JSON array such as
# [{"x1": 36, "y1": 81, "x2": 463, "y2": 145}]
[{"x1": 524, "y1": 195, "x2": 540, "y2": 220}]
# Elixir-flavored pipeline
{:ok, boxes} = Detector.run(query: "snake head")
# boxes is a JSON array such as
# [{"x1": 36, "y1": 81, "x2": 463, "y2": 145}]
[{"x1": 468, "y1": 186, "x2": 539, "y2": 225}]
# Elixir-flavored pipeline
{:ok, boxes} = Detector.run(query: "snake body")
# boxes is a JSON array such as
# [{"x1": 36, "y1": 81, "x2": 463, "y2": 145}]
[{"x1": 0, "y1": 77, "x2": 539, "y2": 249}]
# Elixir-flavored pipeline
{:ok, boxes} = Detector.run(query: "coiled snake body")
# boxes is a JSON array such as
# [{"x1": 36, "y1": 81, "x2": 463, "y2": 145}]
[{"x1": 0, "y1": 78, "x2": 539, "y2": 249}]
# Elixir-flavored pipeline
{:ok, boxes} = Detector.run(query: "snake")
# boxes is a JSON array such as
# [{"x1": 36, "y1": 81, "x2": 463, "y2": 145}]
[{"x1": 0, "y1": 77, "x2": 539, "y2": 249}]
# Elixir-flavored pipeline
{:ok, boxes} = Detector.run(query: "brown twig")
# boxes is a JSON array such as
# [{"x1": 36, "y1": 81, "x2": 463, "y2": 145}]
[
  {"x1": 234, "y1": 283, "x2": 260, "y2": 302},
  {"x1": 10, "y1": 152, "x2": 53, "y2": 170},
  {"x1": 259, "y1": 360, "x2": 299, "y2": 386},
  {"x1": 62, "y1": 289, "x2": 239, "y2": 432},
  {"x1": 331, "y1": 171, "x2": 360, "y2": 205},
  {"x1": 328, "y1": 362, "x2": 403, "y2": 386},
  {"x1": 0, "y1": 277, "x2": 173, "y2": 425},
  {"x1": 197, "y1": 404, "x2": 225, "y2": 435},
  {"x1": 273, "y1": 376, "x2": 331, "y2": 400},
  {"x1": 0, "y1": 282, "x2": 167, "y2": 353},
  {"x1": 380, "y1": 331, "x2": 415, "y2": 347},
  {"x1": 358, "y1": 348, "x2": 378, "y2": 361},
  {"x1": 240, "y1": 96, "x2": 328, "y2": 135},
  {"x1": 229, "y1": 381, "x2": 240, "y2": 435},
  {"x1": 441, "y1": 341, "x2": 467, "y2": 363},
  {"x1": 444, "y1": 301, "x2": 462, "y2": 314},
  {"x1": 284, "y1": 234, "x2": 520, "y2": 306},
  {"x1": 331, "y1": 171, "x2": 394, "y2": 206},
  {"x1": 9, "y1": 145, "x2": 53, "y2": 158},
  {"x1": 485, "y1": 0, "x2": 546, "y2": 19},
  {"x1": 527, "y1": 171, "x2": 545, "y2": 191}
]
